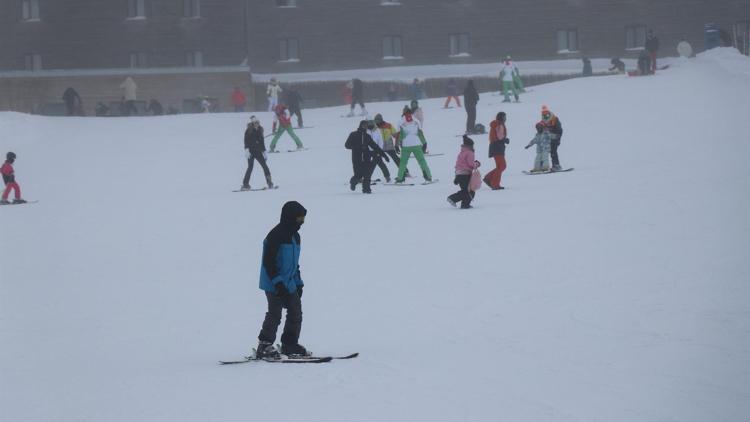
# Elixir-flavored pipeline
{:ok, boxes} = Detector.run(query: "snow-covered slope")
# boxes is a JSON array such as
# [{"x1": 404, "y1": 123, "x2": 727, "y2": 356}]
[{"x1": 1, "y1": 48, "x2": 749, "y2": 422}]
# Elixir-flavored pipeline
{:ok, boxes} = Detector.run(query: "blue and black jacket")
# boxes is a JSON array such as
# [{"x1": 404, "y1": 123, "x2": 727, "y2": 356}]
[{"x1": 259, "y1": 201, "x2": 307, "y2": 293}]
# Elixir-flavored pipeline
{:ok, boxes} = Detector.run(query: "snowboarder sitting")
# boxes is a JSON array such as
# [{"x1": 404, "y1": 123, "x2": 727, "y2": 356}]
[
  {"x1": 524, "y1": 123, "x2": 552, "y2": 172},
  {"x1": 269, "y1": 104, "x2": 304, "y2": 152},
  {"x1": 345, "y1": 120, "x2": 389, "y2": 194},
  {"x1": 609, "y1": 58, "x2": 625, "y2": 73},
  {"x1": 1, "y1": 152, "x2": 26, "y2": 205},
  {"x1": 256, "y1": 201, "x2": 309, "y2": 358},
  {"x1": 447, "y1": 135, "x2": 480, "y2": 209}
]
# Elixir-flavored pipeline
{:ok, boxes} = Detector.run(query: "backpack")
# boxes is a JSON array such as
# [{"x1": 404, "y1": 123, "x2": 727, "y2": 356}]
[{"x1": 474, "y1": 123, "x2": 486, "y2": 134}]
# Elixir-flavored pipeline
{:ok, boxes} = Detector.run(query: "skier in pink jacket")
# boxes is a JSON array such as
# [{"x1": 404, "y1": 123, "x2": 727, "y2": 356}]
[{"x1": 447, "y1": 135, "x2": 480, "y2": 209}]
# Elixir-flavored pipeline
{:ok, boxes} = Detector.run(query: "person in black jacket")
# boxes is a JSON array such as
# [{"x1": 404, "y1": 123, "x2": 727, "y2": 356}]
[
  {"x1": 609, "y1": 58, "x2": 625, "y2": 73},
  {"x1": 645, "y1": 30, "x2": 660, "y2": 74},
  {"x1": 255, "y1": 200, "x2": 308, "y2": 358},
  {"x1": 285, "y1": 89, "x2": 304, "y2": 128},
  {"x1": 62, "y1": 87, "x2": 82, "y2": 116},
  {"x1": 345, "y1": 120, "x2": 388, "y2": 194},
  {"x1": 463, "y1": 80, "x2": 479, "y2": 134},
  {"x1": 241, "y1": 116, "x2": 275, "y2": 190},
  {"x1": 347, "y1": 78, "x2": 367, "y2": 117}
]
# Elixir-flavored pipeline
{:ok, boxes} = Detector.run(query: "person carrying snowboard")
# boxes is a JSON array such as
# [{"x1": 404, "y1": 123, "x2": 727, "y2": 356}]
[
  {"x1": 483, "y1": 112, "x2": 509, "y2": 190},
  {"x1": 447, "y1": 135, "x2": 480, "y2": 209},
  {"x1": 255, "y1": 201, "x2": 309, "y2": 358},
  {"x1": 524, "y1": 122, "x2": 551, "y2": 172},
  {"x1": 241, "y1": 116, "x2": 275, "y2": 191},
  {"x1": 539, "y1": 105, "x2": 564, "y2": 171},
  {"x1": 345, "y1": 120, "x2": 388, "y2": 194},
  {"x1": 500, "y1": 58, "x2": 520, "y2": 103},
  {"x1": 269, "y1": 104, "x2": 304, "y2": 152},
  {"x1": 1, "y1": 152, "x2": 26, "y2": 205},
  {"x1": 395, "y1": 107, "x2": 432, "y2": 184}
]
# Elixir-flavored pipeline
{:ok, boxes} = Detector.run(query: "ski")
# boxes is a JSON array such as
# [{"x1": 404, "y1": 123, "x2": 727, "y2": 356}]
[
  {"x1": 424, "y1": 153, "x2": 444, "y2": 157},
  {"x1": 0, "y1": 200, "x2": 38, "y2": 206},
  {"x1": 522, "y1": 168, "x2": 574, "y2": 175},
  {"x1": 383, "y1": 182, "x2": 416, "y2": 186},
  {"x1": 286, "y1": 148, "x2": 308, "y2": 153},
  {"x1": 232, "y1": 186, "x2": 279, "y2": 192},
  {"x1": 219, "y1": 352, "x2": 358, "y2": 365}
]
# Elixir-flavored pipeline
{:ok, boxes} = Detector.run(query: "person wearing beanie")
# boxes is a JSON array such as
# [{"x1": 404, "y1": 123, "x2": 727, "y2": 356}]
[
  {"x1": 524, "y1": 122, "x2": 552, "y2": 172},
  {"x1": 269, "y1": 104, "x2": 304, "y2": 152},
  {"x1": 483, "y1": 112, "x2": 510, "y2": 190},
  {"x1": 539, "y1": 105, "x2": 564, "y2": 171},
  {"x1": 1, "y1": 152, "x2": 25, "y2": 205},
  {"x1": 241, "y1": 116, "x2": 275, "y2": 191},
  {"x1": 499, "y1": 58, "x2": 520, "y2": 103},
  {"x1": 374, "y1": 114, "x2": 411, "y2": 178},
  {"x1": 395, "y1": 107, "x2": 433, "y2": 184},
  {"x1": 447, "y1": 136, "x2": 480, "y2": 209},
  {"x1": 255, "y1": 201, "x2": 309, "y2": 358},
  {"x1": 345, "y1": 120, "x2": 388, "y2": 194}
]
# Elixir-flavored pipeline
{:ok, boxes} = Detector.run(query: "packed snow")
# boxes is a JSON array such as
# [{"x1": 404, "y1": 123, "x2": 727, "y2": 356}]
[{"x1": 1, "y1": 48, "x2": 748, "y2": 422}]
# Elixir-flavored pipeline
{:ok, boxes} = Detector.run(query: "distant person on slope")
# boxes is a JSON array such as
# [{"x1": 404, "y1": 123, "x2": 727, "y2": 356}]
[
  {"x1": 347, "y1": 78, "x2": 367, "y2": 117},
  {"x1": 346, "y1": 120, "x2": 388, "y2": 194},
  {"x1": 255, "y1": 201, "x2": 309, "y2": 358},
  {"x1": 119, "y1": 76, "x2": 138, "y2": 116},
  {"x1": 499, "y1": 58, "x2": 520, "y2": 103},
  {"x1": 395, "y1": 107, "x2": 432, "y2": 184},
  {"x1": 483, "y1": 112, "x2": 510, "y2": 190},
  {"x1": 267, "y1": 77, "x2": 283, "y2": 132},
  {"x1": 241, "y1": 116, "x2": 275, "y2": 191},
  {"x1": 463, "y1": 80, "x2": 480, "y2": 134},
  {"x1": 524, "y1": 122, "x2": 552, "y2": 172},
  {"x1": 447, "y1": 135, "x2": 480, "y2": 209},
  {"x1": 609, "y1": 58, "x2": 626, "y2": 73},
  {"x1": 269, "y1": 104, "x2": 304, "y2": 152},
  {"x1": 645, "y1": 30, "x2": 660, "y2": 74},
  {"x1": 444, "y1": 78, "x2": 462, "y2": 108},
  {"x1": 539, "y1": 105, "x2": 564, "y2": 171},
  {"x1": 62, "y1": 87, "x2": 83, "y2": 116},
  {"x1": 231, "y1": 86, "x2": 247, "y2": 112},
  {"x1": 285, "y1": 89, "x2": 304, "y2": 128},
  {"x1": 1, "y1": 152, "x2": 26, "y2": 205}
]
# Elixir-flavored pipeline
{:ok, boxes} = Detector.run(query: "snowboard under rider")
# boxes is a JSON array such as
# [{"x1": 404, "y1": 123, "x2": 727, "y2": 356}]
[{"x1": 255, "y1": 201, "x2": 309, "y2": 358}]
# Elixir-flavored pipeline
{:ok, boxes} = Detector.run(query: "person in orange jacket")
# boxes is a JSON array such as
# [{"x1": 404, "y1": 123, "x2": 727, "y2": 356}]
[
  {"x1": 483, "y1": 112, "x2": 510, "y2": 190},
  {"x1": 231, "y1": 86, "x2": 247, "y2": 112}
]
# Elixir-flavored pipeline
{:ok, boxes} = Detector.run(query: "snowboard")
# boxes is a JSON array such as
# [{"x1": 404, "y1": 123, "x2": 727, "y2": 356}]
[
  {"x1": 269, "y1": 148, "x2": 308, "y2": 153},
  {"x1": 383, "y1": 179, "x2": 438, "y2": 186},
  {"x1": 522, "y1": 168, "x2": 574, "y2": 175},
  {"x1": 424, "y1": 153, "x2": 444, "y2": 157},
  {"x1": 232, "y1": 186, "x2": 279, "y2": 192},
  {"x1": 220, "y1": 352, "x2": 359, "y2": 365},
  {"x1": 0, "y1": 200, "x2": 38, "y2": 206}
]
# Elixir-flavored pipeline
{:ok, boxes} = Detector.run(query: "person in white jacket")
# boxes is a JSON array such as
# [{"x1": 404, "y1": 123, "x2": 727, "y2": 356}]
[
  {"x1": 267, "y1": 77, "x2": 283, "y2": 131},
  {"x1": 395, "y1": 107, "x2": 432, "y2": 183},
  {"x1": 119, "y1": 76, "x2": 138, "y2": 116},
  {"x1": 499, "y1": 58, "x2": 519, "y2": 103}
]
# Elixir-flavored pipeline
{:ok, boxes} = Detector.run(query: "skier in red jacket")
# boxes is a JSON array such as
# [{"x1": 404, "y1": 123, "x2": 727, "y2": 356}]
[{"x1": 1, "y1": 152, "x2": 26, "y2": 204}]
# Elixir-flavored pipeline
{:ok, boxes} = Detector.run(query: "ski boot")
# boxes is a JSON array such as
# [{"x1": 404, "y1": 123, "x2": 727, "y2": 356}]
[
  {"x1": 447, "y1": 197, "x2": 457, "y2": 207},
  {"x1": 265, "y1": 175, "x2": 275, "y2": 189},
  {"x1": 240, "y1": 184, "x2": 251, "y2": 191},
  {"x1": 280, "y1": 343, "x2": 311, "y2": 357},
  {"x1": 255, "y1": 341, "x2": 280, "y2": 359}
]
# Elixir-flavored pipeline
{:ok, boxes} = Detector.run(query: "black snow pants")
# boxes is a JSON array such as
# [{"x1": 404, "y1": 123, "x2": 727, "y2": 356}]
[
  {"x1": 550, "y1": 140, "x2": 561, "y2": 167},
  {"x1": 465, "y1": 104, "x2": 477, "y2": 133},
  {"x1": 351, "y1": 158, "x2": 376, "y2": 193},
  {"x1": 243, "y1": 152, "x2": 271, "y2": 187},
  {"x1": 289, "y1": 106, "x2": 303, "y2": 128},
  {"x1": 258, "y1": 291, "x2": 302, "y2": 346},
  {"x1": 449, "y1": 174, "x2": 475, "y2": 208}
]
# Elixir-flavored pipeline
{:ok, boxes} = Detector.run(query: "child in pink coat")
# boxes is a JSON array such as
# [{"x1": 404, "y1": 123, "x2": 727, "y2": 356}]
[{"x1": 447, "y1": 135, "x2": 480, "y2": 209}]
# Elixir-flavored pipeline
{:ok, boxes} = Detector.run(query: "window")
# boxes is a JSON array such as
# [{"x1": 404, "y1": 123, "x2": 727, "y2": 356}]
[
  {"x1": 383, "y1": 35, "x2": 403, "y2": 59},
  {"x1": 626, "y1": 25, "x2": 647, "y2": 50},
  {"x1": 21, "y1": 0, "x2": 40, "y2": 21},
  {"x1": 381, "y1": 0, "x2": 402, "y2": 5},
  {"x1": 186, "y1": 51, "x2": 203, "y2": 67},
  {"x1": 556, "y1": 29, "x2": 578, "y2": 53},
  {"x1": 24, "y1": 54, "x2": 42, "y2": 71},
  {"x1": 734, "y1": 21, "x2": 750, "y2": 56},
  {"x1": 127, "y1": 0, "x2": 145, "y2": 18},
  {"x1": 129, "y1": 52, "x2": 148, "y2": 68},
  {"x1": 279, "y1": 38, "x2": 299, "y2": 61},
  {"x1": 450, "y1": 33, "x2": 470, "y2": 56},
  {"x1": 276, "y1": 0, "x2": 296, "y2": 7},
  {"x1": 183, "y1": 0, "x2": 200, "y2": 18}
]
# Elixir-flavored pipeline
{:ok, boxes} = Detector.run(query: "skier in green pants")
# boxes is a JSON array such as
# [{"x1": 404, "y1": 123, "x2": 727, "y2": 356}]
[
  {"x1": 269, "y1": 104, "x2": 304, "y2": 152},
  {"x1": 395, "y1": 107, "x2": 432, "y2": 183},
  {"x1": 500, "y1": 57, "x2": 520, "y2": 103}
]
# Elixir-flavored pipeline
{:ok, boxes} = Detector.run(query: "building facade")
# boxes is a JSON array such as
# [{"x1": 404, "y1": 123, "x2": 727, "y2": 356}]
[{"x1": 2, "y1": 0, "x2": 749, "y2": 73}]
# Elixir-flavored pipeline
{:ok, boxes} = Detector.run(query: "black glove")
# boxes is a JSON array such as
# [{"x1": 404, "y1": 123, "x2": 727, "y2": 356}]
[
  {"x1": 422, "y1": 143, "x2": 428, "y2": 153},
  {"x1": 524, "y1": 144, "x2": 531, "y2": 150},
  {"x1": 453, "y1": 175, "x2": 460, "y2": 185},
  {"x1": 297, "y1": 285, "x2": 303, "y2": 299},
  {"x1": 275, "y1": 283, "x2": 289, "y2": 297},
  {"x1": 504, "y1": 138, "x2": 510, "y2": 145}
]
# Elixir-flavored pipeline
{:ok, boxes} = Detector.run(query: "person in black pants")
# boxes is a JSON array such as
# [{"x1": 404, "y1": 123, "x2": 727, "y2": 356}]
[
  {"x1": 347, "y1": 78, "x2": 367, "y2": 116},
  {"x1": 539, "y1": 106, "x2": 564, "y2": 171},
  {"x1": 285, "y1": 89, "x2": 304, "y2": 128},
  {"x1": 463, "y1": 80, "x2": 479, "y2": 134},
  {"x1": 448, "y1": 135, "x2": 479, "y2": 209},
  {"x1": 345, "y1": 120, "x2": 388, "y2": 194},
  {"x1": 241, "y1": 116, "x2": 275, "y2": 190},
  {"x1": 255, "y1": 201, "x2": 309, "y2": 358}
]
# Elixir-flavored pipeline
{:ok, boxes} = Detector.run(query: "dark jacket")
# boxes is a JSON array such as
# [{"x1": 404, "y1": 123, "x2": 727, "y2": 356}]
[
  {"x1": 62, "y1": 87, "x2": 81, "y2": 105},
  {"x1": 540, "y1": 115, "x2": 563, "y2": 143},
  {"x1": 645, "y1": 35, "x2": 660, "y2": 53},
  {"x1": 352, "y1": 79, "x2": 364, "y2": 98},
  {"x1": 463, "y1": 82, "x2": 479, "y2": 108},
  {"x1": 259, "y1": 201, "x2": 307, "y2": 293},
  {"x1": 345, "y1": 128, "x2": 386, "y2": 164},
  {"x1": 244, "y1": 125, "x2": 266, "y2": 154},
  {"x1": 285, "y1": 90, "x2": 303, "y2": 111}
]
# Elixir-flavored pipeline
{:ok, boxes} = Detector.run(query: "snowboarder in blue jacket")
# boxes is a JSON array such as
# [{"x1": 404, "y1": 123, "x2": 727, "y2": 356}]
[{"x1": 256, "y1": 201, "x2": 309, "y2": 358}]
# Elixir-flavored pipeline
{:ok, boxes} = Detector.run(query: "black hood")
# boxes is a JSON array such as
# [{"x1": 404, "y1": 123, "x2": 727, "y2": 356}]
[{"x1": 280, "y1": 201, "x2": 307, "y2": 232}]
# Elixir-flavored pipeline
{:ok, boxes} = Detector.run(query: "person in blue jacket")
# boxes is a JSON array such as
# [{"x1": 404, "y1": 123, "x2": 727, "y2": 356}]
[{"x1": 255, "y1": 201, "x2": 309, "y2": 358}]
